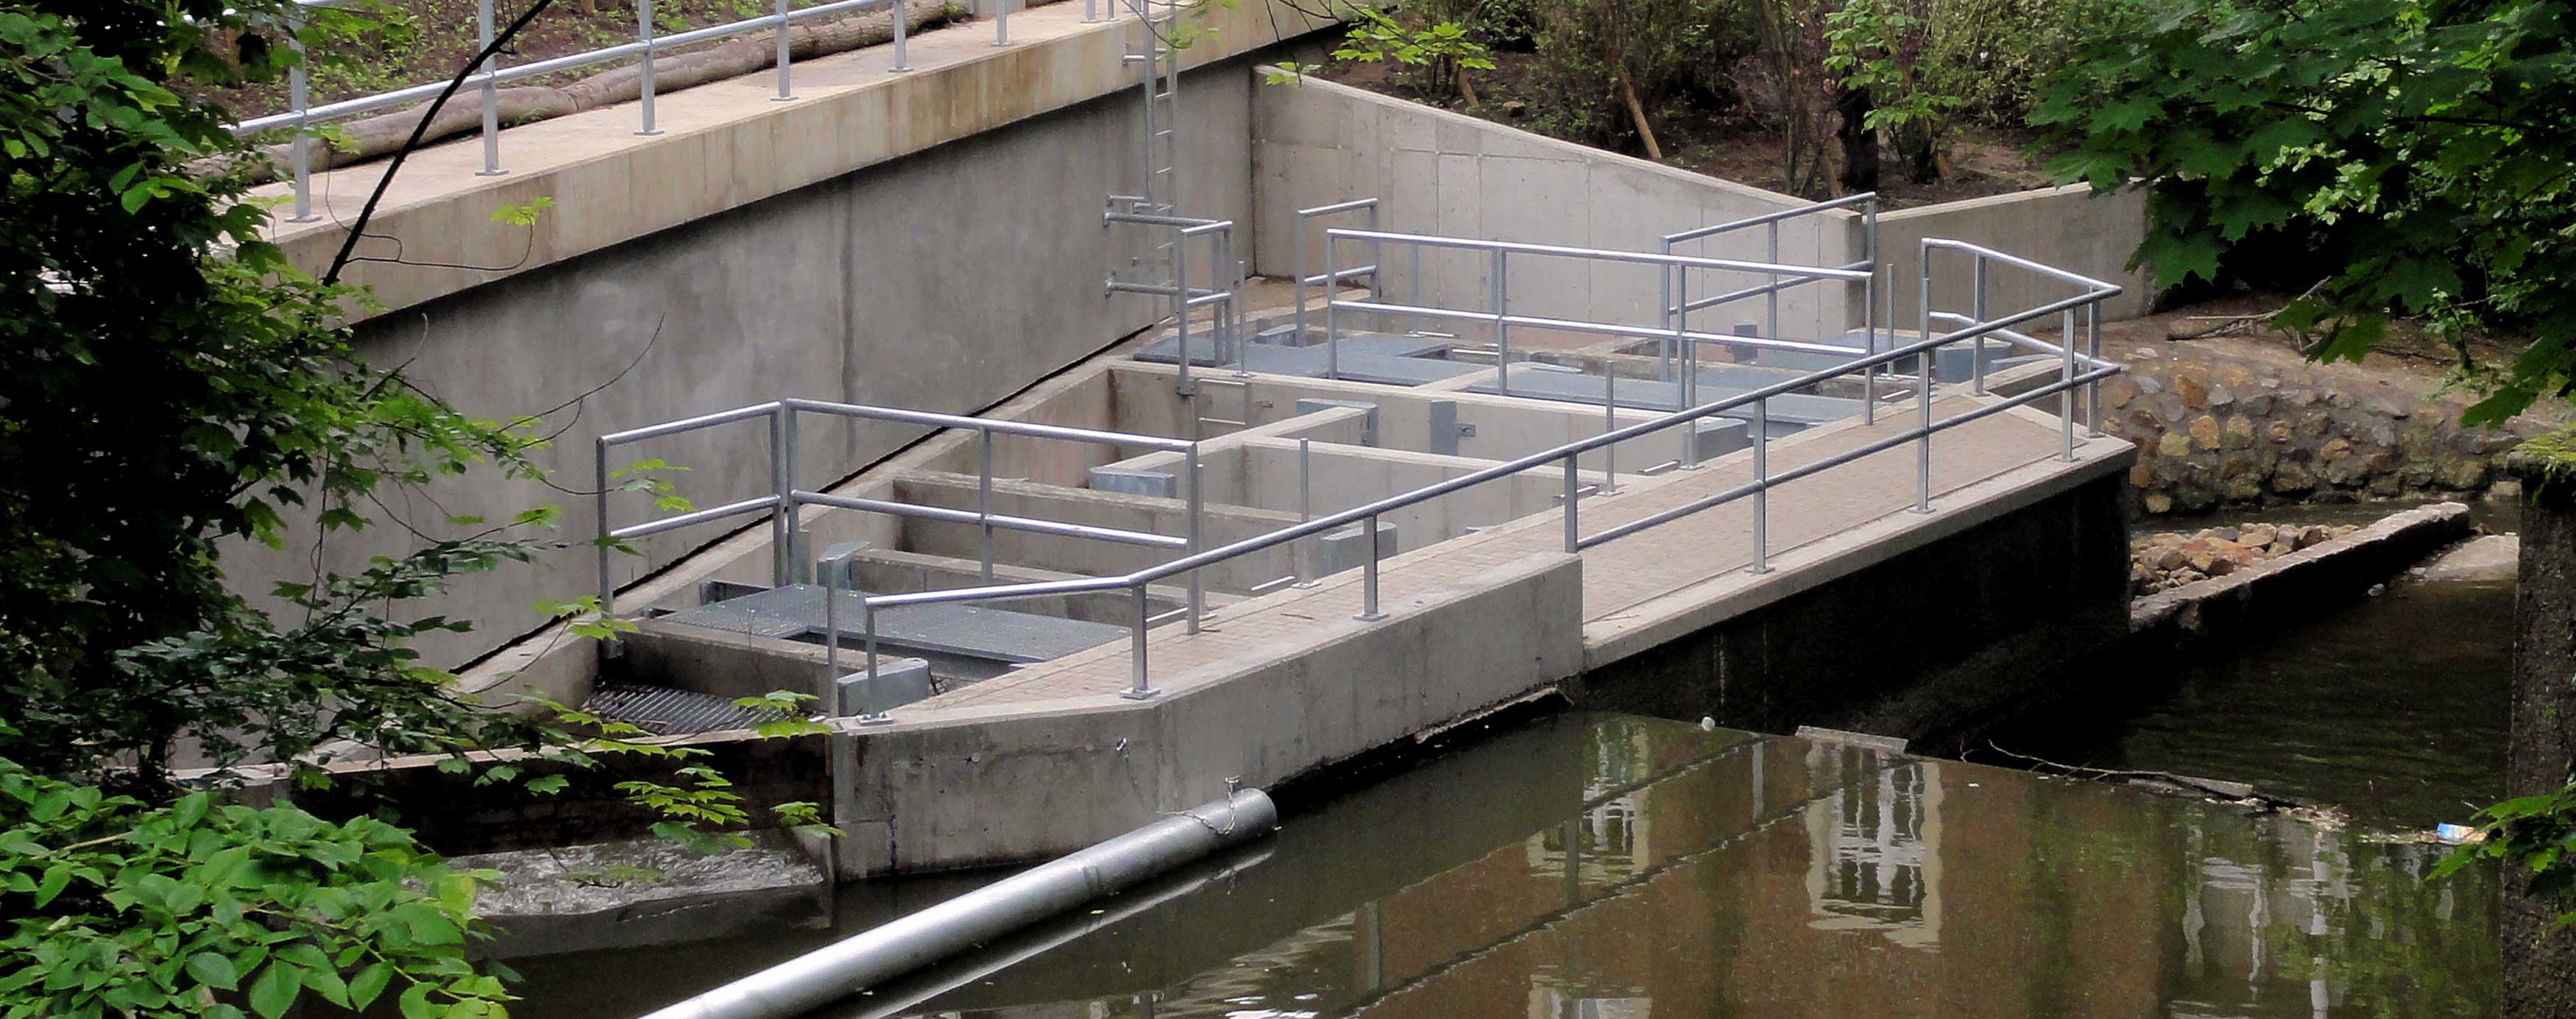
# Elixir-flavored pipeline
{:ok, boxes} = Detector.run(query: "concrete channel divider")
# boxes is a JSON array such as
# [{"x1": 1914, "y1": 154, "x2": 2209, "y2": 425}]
[{"x1": 637, "y1": 788, "x2": 1277, "y2": 1019}]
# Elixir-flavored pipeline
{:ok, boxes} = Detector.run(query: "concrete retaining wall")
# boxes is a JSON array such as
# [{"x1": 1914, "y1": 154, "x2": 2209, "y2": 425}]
[
  {"x1": 2128, "y1": 502, "x2": 2473, "y2": 650},
  {"x1": 1875, "y1": 183, "x2": 2154, "y2": 324},
  {"x1": 1250, "y1": 74, "x2": 1854, "y2": 345},
  {"x1": 1248, "y1": 74, "x2": 2156, "y2": 344},
  {"x1": 225, "y1": 39, "x2": 1290, "y2": 670}
]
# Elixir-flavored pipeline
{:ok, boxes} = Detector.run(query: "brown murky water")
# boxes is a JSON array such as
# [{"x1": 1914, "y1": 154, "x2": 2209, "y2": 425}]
[{"x1": 506, "y1": 713, "x2": 2500, "y2": 1018}]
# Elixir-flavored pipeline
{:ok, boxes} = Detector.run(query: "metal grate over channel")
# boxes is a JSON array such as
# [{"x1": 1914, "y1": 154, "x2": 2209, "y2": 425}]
[
  {"x1": 655, "y1": 584, "x2": 1129, "y2": 664},
  {"x1": 581, "y1": 684, "x2": 782, "y2": 736}
]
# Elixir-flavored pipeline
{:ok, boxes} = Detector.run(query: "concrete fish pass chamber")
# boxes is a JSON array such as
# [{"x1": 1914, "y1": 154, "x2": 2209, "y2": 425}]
[{"x1": 542, "y1": 179, "x2": 2138, "y2": 878}]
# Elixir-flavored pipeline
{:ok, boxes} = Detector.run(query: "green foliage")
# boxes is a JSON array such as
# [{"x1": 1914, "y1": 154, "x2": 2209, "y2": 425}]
[
  {"x1": 2035, "y1": 0, "x2": 2576, "y2": 425},
  {"x1": 0, "y1": 746, "x2": 514, "y2": 1018},
  {"x1": 0, "y1": 0, "x2": 568, "y2": 791},
  {"x1": 1331, "y1": 6, "x2": 1495, "y2": 97},
  {"x1": 1825, "y1": 0, "x2": 1963, "y2": 176},
  {"x1": 2438, "y1": 784, "x2": 2576, "y2": 926}
]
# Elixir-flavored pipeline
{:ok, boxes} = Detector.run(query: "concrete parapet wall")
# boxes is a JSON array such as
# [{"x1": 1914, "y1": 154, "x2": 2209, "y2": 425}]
[
  {"x1": 842, "y1": 547, "x2": 1583, "y2": 874},
  {"x1": 1875, "y1": 182, "x2": 2154, "y2": 324},
  {"x1": 1250, "y1": 74, "x2": 1853, "y2": 343},
  {"x1": 1249, "y1": 73, "x2": 2156, "y2": 342}
]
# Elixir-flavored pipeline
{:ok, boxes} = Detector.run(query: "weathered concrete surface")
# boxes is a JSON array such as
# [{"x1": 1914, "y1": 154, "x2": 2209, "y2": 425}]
[
  {"x1": 2416, "y1": 533, "x2": 2518, "y2": 583},
  {"x1": 2505, "y1": 452, "x2": 2576, "y2": 1018},
  {"x1": 1875, "y1": 182, "x2": 2154, "y2": 323},
  {"x1": 226, "y1": 10, "x2": 1331, "y2": 670},
  {"x1": 835, "y1": 547, "x2": 1585, "y2": 876},
  {"x1": 1250, "y1": 73, "x2": 2156, "y2": 344},
  {"x1": 1250, "y1": 72, "x2": 1853, "y2": 341}
]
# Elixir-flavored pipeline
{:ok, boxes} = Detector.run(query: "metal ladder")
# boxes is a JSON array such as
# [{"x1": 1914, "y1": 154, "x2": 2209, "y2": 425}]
[{"x1": 1116, "y1": 0, "x2": 1184, "y2": 319}]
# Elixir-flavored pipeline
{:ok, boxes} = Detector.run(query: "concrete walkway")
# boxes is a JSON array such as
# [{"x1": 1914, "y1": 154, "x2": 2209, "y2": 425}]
[{"x1": 919, "y1": 390, "x2": 2088, "y2": 711}]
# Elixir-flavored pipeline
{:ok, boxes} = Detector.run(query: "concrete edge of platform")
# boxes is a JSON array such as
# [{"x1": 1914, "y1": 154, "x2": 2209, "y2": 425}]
[
  {"x1": 1579, "y1": 430, "x2": 2138, "y2": 672},
  {"x1": 831, "y1": 547, "x2": 1583, "y2": 876}
]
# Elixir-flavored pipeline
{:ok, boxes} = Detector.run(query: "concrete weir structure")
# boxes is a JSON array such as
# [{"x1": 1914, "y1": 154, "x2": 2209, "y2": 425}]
[{"x1": 238, "y1": 0, "x2": 2150, "y2": 881}]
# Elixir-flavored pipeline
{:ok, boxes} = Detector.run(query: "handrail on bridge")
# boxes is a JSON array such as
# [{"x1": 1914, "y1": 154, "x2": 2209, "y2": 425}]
[
  {"x1": 1660, "y1": 193, "x2": 1884, "y2": 447},
  {"x1": 1290, "y1": 199, "x2": 1383, "y2": 381},
  {"x1": 586, "y1": 235, "x2": 2120, "y2": 727},
  {"x1": 591, "y1": 396, "x2": 1209, "y2": 667},
  {"x1": 823, "y1": 235, "x2": 2121, "y2": 718},
  {"x1": 243, "y1": 0, "x2": 950, "y2": 226}
]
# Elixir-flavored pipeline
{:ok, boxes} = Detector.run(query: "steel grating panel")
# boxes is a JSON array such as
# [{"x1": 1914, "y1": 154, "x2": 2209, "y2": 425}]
[
  {"x1": 657, "y1": 584, "x2": 1128, "y2": 664},
  {"x1": 582, "y1": 684, "x2": 779, "y2": 735}
]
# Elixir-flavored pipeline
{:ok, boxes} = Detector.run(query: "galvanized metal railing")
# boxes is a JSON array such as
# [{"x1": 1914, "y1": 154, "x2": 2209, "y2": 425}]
[
  {"x1": 791, "y1": 235, "x2": 2122, "y2": 711},
  {"x1": 1660, "y1": 193, "x2": 1883, "y2": 433},
  {"x1": 592, "y1": 397, "x2": 1207, "y2": 650},
  {"x1": 1289, "y1": 198, "x2": 1381, "y2": 380},
  {"x1": 242, "y1": 0, "x2": 936, "y2": 223},
  {"x1": 1104, "y1": 206, "x2": 1245, "y2": 398}
]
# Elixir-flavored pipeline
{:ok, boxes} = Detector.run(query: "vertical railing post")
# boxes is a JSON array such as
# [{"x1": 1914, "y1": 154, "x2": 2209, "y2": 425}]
[
  {"x1": 994, "y1": 0, "x2": 1011, "y2": 46},
  {"x1": 1658, "y1": 248, "x2": 1677, "y2": 383},
  {"x1": 1184, "y1": 441, "x2": 1204, "y2": 632},
  {"x1": 822, "y1": 555, "x2": 842, "y2": 692},
  {"x1": 1354, "y1": 514, "x2": 1385, "y2": 622},
  {"x1": 594, "y1": 439, "x2": 615, "y2": 623},
  {"x1": 1764, "y1": 220, "x2": 1780, "y2": 340},
  {"x1": 285, "y1": 7, "x2": 318, "y2": 222},
  {"x1": 1122, "y1": 581, "x2": 1158, "y2": 699},
  {"x1": 776, "y1": 0, "x2": 798, "y2": 99},
  {"x1": 1293, "y1": 438, "x2": 1315, "y2": 588},
  {"x1": 1970, "y1": 256, "x2": 1991, "y2": 394},
  {"x1": 1492, "y1": 249, "x2": 1511, "y2": 394},
  {"x1": 1367, "y1": 202, "x2": 1384, "y2": 301},
  {"x1": 1862, "y1": 202, "x2": 1878, "y2": 423},
  {"x1": 785, "y1": 407, "x2": 806, "y2": 583},
  {"x1": 1086, "y1": 0, "x2": 1099, "y2": 24},
  {"x1": 2059, "y1": 308, "x2": 2078, "y2": 461},
  {"x1": 1323, "y1": 232, "x2": 1340, "y2": 381},
  {"x1": 891, "y1": 0, "x2": 910, "y2": 70},
  {"x1": 1679, "y1": 262, "x2": 1700, "y2": 469},
  {"x1": 1175, "y1": 224, "x2": 1193, "y2": 396},
  {"x1": 1293, "y1": 214, "x2": 1307, "y2": 345},
  {"x1": 1750, "y1": 397, "x2": 1770, "y2": 575},
  {"x1": 977, "y1": 427, "x2": 996, "y2": 583},
  {"x1": 637, "y1": 0, "x2": 663, "y2": 135},
  {"x1": 1561, "y1": 455, "x2": 1579, "y2": 553},
  {"x1": 1915, "y1": 252, "x2": 1933, "y2": 514},
  {"x1": 2086, "y1": 302, "x2": 2105, "y2": 438},
  {"x1": 1599, "y1": 365, "x2": 1618, "y2": 495},
  {"x1": 1862, "y1": 267, "x2": 1878, "y2": 425},
  {"x1": 475, "y1": 0, "x2": 504, "y2": 175},
  {"x1": 770, "y1": 407, "x2": 791, "y2": 587},
  {"x1": 857, "y1": 600, "x2": 891, "y2": 725}
]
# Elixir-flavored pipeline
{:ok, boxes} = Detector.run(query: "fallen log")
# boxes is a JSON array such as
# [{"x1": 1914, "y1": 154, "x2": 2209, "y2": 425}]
[{"x1": 244, "y1": 1, "x2": 974, "y2": 182}]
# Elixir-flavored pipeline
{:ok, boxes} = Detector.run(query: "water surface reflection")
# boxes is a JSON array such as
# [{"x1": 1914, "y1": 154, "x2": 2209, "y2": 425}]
[{"x1": 862, "y1": 714, "x2": 2497, "y2": 1019}]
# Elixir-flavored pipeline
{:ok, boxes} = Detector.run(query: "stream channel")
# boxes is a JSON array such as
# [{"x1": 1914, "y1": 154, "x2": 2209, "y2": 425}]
[{"x1": 502, "y1": 503, "x2": 2514, "y2": 1018}]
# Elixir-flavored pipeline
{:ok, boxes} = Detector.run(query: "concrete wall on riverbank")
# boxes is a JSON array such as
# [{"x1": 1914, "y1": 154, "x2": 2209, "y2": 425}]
[{"x1": 224, "y1": 7, "x2": 1326, "y2": 669}]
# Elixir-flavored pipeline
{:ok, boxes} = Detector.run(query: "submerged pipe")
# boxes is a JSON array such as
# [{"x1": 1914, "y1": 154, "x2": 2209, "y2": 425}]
[{"x1": 637, "y1": 789, "x2": 1280, "y2": 1019}]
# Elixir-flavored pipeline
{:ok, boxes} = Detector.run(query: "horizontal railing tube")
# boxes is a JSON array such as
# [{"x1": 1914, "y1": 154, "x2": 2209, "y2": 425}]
[
  {"x1": 1922, "y1": 238, "x2": 2123, "y2": 292},
  {"x1": 236, "y1": 0, "x2": 894, "y2": 133},
  {"x1": 608, "y1": 495, "x2": 782, "y2": 541},
  {"x1": 1327, "y1": 227, "x2": 1872, "y2": 281},
  {"x1": 636, "y1": 790, "x2": 1278, "y2": 1019},
  {"x1": 1328, "y1": 299, "x2": 1868, "y2": 358},
  {"x1": 782, "y1": 398, "x2": 1195, "y2": 450},
  {"x1": 600, "y1": 402, "x2": 786, "y2": 446},
  {"x1": 790, "y1": 491, "x2": 1186, "y2": 548},
  {"x1": 1663, "y1": 193, "x2": 1879, "y2": 244}
]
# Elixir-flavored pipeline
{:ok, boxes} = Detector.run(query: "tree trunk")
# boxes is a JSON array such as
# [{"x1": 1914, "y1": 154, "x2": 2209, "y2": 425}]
[
  {"x1": 2507, "y1": 452, "x2": 2576, "y2": 1019},
  {"x1": 1834, "y1": 82, "x2": 1877, "y2": 193},
  {"x1": 1617, "y1": 73, "x2": 1662, "y2": 160},
  {"x1": 241, "y1": 1, "x2": 965, "y2": 182},
  {"x1": 1456, "y1": 64, "x2": 1481, "y2": 107},
  {"x1": 1897, "y1": 124, "x2": 1940, "y2": 184}
]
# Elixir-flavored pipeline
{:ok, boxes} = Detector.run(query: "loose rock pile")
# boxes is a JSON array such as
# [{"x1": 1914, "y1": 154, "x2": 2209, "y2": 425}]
[{"x1": 2131, "y1": 522, "x2": 2358, "y2": 594}]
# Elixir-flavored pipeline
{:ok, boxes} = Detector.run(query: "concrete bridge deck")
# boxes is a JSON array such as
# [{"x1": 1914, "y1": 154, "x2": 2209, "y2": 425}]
[{"x1": 919, "y1": 392, "x2": 2077, "y2": 713}]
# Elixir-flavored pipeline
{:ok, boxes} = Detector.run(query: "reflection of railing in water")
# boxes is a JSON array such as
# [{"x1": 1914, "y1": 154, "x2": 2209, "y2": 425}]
[{"x1": 1806, "y1": 745, "x2": 1935, "y2": 942}]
